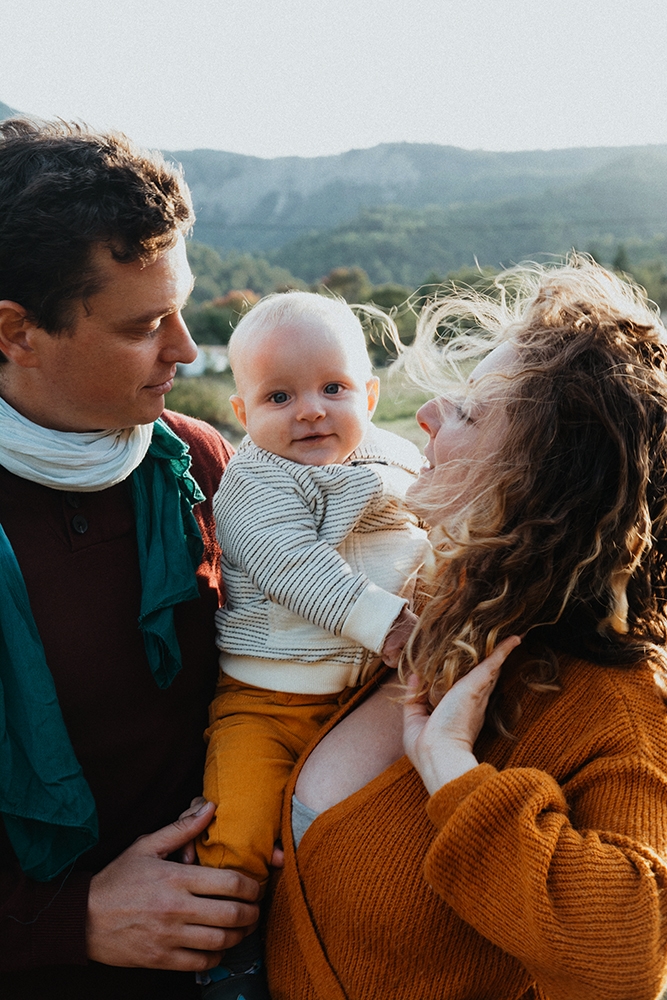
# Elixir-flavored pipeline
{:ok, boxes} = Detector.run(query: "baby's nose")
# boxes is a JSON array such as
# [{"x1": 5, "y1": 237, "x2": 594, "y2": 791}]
[{"x1": 297, "y1": 395, "x2": 326, "y2": 420}]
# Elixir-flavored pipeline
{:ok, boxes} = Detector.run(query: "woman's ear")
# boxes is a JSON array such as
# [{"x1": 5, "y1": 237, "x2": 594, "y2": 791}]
[
  {"x1": 230, "y1": 394, "x2": 248, "y2": 429},
  {"x1": 0, "y1": 301, "x2": 41, "y2": 368},
  {"x1": 366, "y1": 376, "x2": 380, "y2": 418}
]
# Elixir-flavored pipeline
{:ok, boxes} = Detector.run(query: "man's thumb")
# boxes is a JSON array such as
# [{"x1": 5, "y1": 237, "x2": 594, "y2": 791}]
[{"x1": 133, "y1": 800, "x2": 216, "y2": 859}]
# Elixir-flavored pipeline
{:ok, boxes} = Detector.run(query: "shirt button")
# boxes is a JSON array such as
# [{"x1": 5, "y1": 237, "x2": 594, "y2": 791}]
[
  {"x1": 65, "y1": 492, "x2": 81, "y2": 509},
  {"x1": 71, "y1": 514, "x2": 89, "y2": 534}
]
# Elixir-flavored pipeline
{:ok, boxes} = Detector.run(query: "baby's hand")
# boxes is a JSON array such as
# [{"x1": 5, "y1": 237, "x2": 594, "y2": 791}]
[{"x1": 381, "y1": 606, "x2": 419, "y2": 668}]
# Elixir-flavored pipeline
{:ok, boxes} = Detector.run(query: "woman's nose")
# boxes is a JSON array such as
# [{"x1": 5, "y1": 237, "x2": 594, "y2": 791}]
[{"x1": 416, "y1": 398, "x2": 441, "y2": 437}]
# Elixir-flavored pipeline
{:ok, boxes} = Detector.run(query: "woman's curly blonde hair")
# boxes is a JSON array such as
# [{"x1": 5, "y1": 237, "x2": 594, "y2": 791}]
[{"x1": 399, "y1": 255, "x2": 667, "y2": 731}]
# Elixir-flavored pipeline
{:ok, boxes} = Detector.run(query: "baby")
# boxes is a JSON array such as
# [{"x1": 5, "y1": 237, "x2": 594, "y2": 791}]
[{"x1": 197, "y1": 291, "x2": 429, "y2": 997}]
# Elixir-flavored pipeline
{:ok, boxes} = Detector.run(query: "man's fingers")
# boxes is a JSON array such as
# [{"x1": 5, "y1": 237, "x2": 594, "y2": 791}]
[
  {"x1": 179, "y1": 907, "x2": 259, "y2": 949},
  {"x1": 133, "y1": 802, "x2": 216, "y2": 859},
  {"x1": 163, "y1": 948, "x2": 224, "y2": 974},
  {"x1": 176, "y1": 797, "x2": 209, "y2": 863},
  {"x1": 178, "y1": 864, "x2": 261, "y2": 904},
  {"x1": 179, "y1": 796, "x2": 207, "y2": 820}
]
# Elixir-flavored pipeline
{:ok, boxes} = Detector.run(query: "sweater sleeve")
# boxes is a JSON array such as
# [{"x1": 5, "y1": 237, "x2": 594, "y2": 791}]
[
  {"x1": 424, "y1": 755, "x2": 667, "y2": 1000},
  {"x1": 0, "y1": 865, "x2": 91, "y2": 969},
  {"x1": 215, "y1": 458, "x2": 406, "y2": 652}
]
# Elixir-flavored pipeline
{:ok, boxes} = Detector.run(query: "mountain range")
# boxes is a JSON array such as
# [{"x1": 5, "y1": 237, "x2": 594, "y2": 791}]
[
  {"x1": 170, "y1": 142, "x2": 667, "y2": 283},
  {"x1": 171, "y1": 142, "x2": 665, "y2": 250},
  {"x1": 2, "y1": 100, "x2": 665, "y2": 285}
]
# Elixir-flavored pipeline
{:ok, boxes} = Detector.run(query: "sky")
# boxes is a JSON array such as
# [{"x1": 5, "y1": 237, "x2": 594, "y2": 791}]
[{"x1": 2, "y1": 0, "x2": 667, "y2": 159}]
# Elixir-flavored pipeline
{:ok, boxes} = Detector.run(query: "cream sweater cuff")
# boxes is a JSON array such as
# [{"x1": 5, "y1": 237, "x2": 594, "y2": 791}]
[{"x1": 340, "y1": 583, "x2": 407, "y2": 653}]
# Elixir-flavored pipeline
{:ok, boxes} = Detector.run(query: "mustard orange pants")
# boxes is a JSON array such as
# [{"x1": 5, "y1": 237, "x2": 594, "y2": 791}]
[{"x1": 196, "y1": 675, "x2": 353, "y2": 886}]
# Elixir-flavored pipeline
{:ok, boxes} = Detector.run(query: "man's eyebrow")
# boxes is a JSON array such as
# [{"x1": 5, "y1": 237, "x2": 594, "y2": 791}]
[{"x1": 122, "y1": 275, "x2": 196, "y2": 326}]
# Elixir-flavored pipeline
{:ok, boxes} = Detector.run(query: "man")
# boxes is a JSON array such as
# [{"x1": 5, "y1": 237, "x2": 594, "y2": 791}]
[{"x1": 0, "y1": 119, "x2": 260, "y2": 999}]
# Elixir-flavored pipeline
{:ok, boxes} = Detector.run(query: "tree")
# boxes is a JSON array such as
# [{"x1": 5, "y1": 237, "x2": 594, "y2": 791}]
[
  {"x1": 314, "y1": 266, "x2": 373, "y2": 302},
  {"x1": 186, "y1": 242, "x2": 303, "y2": 303},
  {"x1": 613, "y1": 244, "x2": 630, "y2": 274}
]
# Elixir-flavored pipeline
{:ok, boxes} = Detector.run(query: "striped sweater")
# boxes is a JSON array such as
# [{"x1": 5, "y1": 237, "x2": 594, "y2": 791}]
[{"x1": 213, "y1": 425, "x2": 430, "y2": 693}]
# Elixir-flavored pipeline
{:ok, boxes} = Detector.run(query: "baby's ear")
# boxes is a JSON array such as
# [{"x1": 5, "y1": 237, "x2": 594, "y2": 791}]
[
  {"x1": 366, "y1": 376, "x2": 380, "y2": 417},
  {"x1": 230, "y1": 394, "x2": 247, "y2": 429}
]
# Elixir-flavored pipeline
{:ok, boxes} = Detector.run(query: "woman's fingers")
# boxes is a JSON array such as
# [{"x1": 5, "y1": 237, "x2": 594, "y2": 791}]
[
  {"x1": 431, "y1": 634, "x2": 521, "y2": 732},
  {"x1": 402, "y1": 674, "x2": 431, "y2": 737},
  {"x1": 403, "y1": 635, "x2": 521, "y2": 795},
  {"x1": 469, "y1": 634, "x2": 522, "y2": 687}
]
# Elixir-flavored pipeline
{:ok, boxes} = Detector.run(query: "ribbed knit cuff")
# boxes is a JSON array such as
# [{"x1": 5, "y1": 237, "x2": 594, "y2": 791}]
[
  {"x1": 340, "y1": 584, "x2": 407, "y2": 653},
  {"x1": 30, "y1": 870, "x2": 92, "y2": 966},
  {"x1": 426, "y1": 763, "x2": 498, "y2": 830}
]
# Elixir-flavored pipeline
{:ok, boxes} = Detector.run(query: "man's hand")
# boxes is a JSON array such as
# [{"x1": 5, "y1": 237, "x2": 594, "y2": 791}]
[
  {"x1": 381, "y1": 606, "x2": 419, "y2": 668},
  {"x1": 403, "y1": 635, "x2": 521, "y2": 795},
  {"x1": 86, "y1": 802, "x2": 260, "y2": 972},
  {"x1": 178, "y1": 796, "x2": 207, "y2": 865}
]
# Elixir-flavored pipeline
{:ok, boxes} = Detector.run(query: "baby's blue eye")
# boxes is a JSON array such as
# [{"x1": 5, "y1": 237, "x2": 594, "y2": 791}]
[
  {"x1": 323, "y1": 383, "x2": 341, "y2": 395},
  {"x1": 270, "y1": 391, "x2": 290, "y2": 404}
]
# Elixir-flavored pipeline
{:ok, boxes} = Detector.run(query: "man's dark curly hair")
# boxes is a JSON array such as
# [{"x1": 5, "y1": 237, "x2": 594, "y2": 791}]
[{"x1": 0, "y1": 118, "x2": 194, "y2": 346}]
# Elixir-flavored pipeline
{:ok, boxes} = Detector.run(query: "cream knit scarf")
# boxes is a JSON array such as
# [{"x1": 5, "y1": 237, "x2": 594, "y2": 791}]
[{"x1": 0, "y1": 394, "x2": 153, "y2": 490}]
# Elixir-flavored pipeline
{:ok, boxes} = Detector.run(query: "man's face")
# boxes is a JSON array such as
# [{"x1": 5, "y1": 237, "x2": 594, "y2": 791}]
[{"x1": 16, "y1": 235, "x2": 197, "y2": 431}]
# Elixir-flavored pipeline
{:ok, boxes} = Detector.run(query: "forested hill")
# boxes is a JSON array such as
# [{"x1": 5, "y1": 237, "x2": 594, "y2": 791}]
[
  {"x1": 2, "y1": 98, "x2": 666, "y2": 286},
  {"x1": 170, "y1": 142, "x2": 667, "y2": 261},
  {"x1": 265, "y1": 149, "x2": 667, "y2": 285}
]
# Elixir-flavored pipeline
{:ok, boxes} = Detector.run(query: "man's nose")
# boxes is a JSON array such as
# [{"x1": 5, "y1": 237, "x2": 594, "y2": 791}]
[{"x1": 160, "y1": 312, "x2": 198, "y2": 365}]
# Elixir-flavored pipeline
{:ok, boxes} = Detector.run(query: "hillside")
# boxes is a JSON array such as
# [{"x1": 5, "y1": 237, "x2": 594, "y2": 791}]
[
  {"x1": 267, "y1": 149, "x2": 667, "y2": 284},
  {"x1": 170, "y1": 141, "x2": 667, "y2": 256},
  {"x1": 2, "y1": 97, "x2": 665, "y2": 287},
  {"x1": 0, "y1": 101, "x2": 19, "y2": 121}
]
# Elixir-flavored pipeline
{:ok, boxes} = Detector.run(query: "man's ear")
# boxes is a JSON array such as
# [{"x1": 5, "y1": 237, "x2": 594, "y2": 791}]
[
  {"x1": 0, "y1": 301, "x2": 41, "y2": 368},
  {"x1": 230, "y1": 394, "x2": 247, "y2": 429},
  {"x1": 366, "y1": 376, "x2": 380, "y2": 418}
]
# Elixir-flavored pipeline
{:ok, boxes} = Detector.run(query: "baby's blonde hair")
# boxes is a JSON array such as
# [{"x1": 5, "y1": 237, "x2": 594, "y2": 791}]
[
  {"x1": 228, "y1": 290, "x2": 401, "y2": 381},
  {"x1": 229, "y1": 291, "x2": 370, "y2": 376}
]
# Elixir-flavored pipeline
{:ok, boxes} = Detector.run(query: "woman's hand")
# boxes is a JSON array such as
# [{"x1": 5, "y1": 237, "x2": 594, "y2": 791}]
[{"x1": 403, "y1": 636, "x2": 521, "y2": 795}]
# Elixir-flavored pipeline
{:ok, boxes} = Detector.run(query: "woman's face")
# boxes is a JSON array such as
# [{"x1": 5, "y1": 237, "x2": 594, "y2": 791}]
[{"x1": 407, "y1": 342, "x2": 517, "y2": 524}]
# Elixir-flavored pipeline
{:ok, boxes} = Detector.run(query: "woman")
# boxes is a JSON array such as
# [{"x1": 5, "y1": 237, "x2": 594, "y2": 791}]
[{"x1": 265, "y1": 257, "x2": 667, "y2": 1000}]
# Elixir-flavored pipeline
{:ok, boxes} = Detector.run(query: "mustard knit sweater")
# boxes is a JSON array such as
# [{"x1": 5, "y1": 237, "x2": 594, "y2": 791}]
[{"x1": 266, "y1": 655, "x2": 667, "y2": 1000}]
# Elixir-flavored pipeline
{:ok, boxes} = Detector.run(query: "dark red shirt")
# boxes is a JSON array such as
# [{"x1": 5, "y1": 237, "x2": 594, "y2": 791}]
[{"x1": 0, "y1": 411, "x2": 232, "y2": 999}]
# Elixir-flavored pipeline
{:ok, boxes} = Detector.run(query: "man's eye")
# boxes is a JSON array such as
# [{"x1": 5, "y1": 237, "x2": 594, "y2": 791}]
[
  {"x1": 323, "y1": 383, "x2": 342, "y2": 395},
  {"x1": 270, "y1": 392, "x2": 290, "y2": 404}
]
